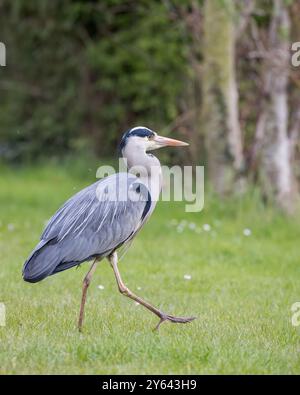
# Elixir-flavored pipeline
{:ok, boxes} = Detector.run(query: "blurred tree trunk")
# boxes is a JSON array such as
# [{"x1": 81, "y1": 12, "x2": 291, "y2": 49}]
[
  {"x1": 289, "y1": 0, "x2": 300, "y2": 187},
  {"x1": 259, "y1": 0, "x2": 299, "y2": 213},
  {"x1": 168, "y1": 1, "x2": 203, "y2": 167},
  {"x1": 202, "y1": 0, "x2": 244, "y2": 195}
]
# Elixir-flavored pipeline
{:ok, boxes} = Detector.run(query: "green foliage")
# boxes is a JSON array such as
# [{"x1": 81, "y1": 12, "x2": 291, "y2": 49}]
[
  {"x1": 0, "y1": 0, "x2": 188, "y2": 161},
  {"x1": 0, "y1": 1, "x2": 83, "y2": 160}
]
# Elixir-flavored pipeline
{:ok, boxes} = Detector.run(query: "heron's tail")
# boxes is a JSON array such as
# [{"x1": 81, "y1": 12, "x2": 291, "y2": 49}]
[{"x1": 22, "y1": 239, "x2": 61, "y2": 283}]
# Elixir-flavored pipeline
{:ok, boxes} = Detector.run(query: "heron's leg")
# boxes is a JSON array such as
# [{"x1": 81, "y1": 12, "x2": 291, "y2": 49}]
[
  {"x1": 109, "y1": 252, "x2": 196, "y2": 330},
  {"x1": 78, "y1": 258, "x2": 99, "y2": 332}
]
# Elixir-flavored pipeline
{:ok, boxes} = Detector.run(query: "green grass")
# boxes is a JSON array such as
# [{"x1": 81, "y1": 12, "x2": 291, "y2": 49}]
[{"x1": 1, "y1": 162, "x2": 300, "y2": 374}]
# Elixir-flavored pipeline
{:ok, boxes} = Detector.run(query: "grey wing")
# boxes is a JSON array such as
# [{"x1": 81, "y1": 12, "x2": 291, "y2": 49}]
[{"x1": 23, "y1": 173, "x2": 151, "y2": 282}]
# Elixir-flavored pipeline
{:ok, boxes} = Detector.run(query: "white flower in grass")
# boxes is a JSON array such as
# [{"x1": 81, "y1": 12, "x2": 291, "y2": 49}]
[
  {"x1": 189, "y1": 222, "x2": 196, "y2": 230},
  {"x1": 97, "y1": 285, "x2": 105, "y2": 290},
  {"x1": 137, "y1": 286, "x2": 142, "y2": 291},
  {"x1": 203, "y1": 223, "x2": 211, "y2": 232},
  {"x1": 184, "y1": 274, "x2": 192, "y2": 280},
  {"x1": 7, "y1": 223, "x2": 15, "y2": 232},
  {"x1": 243, "y1": 228, "x2": 252, "y2": 237},
  {"x1": 177, "y1": 226, "x2": 184, "y2": 233},
  {"x1": 135, "y1": 302, "x2": 140, "y2": 306}
]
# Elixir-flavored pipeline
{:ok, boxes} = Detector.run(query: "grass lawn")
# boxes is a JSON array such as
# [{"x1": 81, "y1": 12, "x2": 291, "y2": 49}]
[{"x1": 1, "y1": 161, "x2": 300, "y2": 374}]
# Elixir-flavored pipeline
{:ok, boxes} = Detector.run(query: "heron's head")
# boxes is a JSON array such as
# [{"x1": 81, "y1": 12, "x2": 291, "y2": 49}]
[{"x1": 119, "y1": 126, "x2": 189, "y2": 154}]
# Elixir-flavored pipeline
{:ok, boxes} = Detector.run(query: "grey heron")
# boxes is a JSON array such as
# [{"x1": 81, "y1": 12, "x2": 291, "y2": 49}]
[{"x1": 23, "y1": 126, "x2": 196, "y2": 331}]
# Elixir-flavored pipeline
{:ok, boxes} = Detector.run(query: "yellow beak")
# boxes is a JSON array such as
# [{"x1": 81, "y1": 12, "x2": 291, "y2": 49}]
[{"x1": 154, "y1": 135, "x2": 189, "y2": 147}]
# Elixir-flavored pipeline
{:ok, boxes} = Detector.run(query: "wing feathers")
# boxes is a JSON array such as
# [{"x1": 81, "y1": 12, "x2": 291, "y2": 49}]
[{"x1": 23, "y1": 173, "x2": 152, "y2": 282}]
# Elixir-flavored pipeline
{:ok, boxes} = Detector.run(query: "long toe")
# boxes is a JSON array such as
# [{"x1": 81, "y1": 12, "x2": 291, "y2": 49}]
[
  {"x1": 154, "y1": 314, "x2": 196, "y2": 331},
  {"x1": 166, "y1": 315, "x2": 196, "y2": 324}
]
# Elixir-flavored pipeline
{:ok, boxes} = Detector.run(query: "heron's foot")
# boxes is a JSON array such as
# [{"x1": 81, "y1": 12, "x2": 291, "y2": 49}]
[
  {"x1": 154, "y1": 313, "x2": 196, "y2": 331},
  {"x1": 78, "y1": 318, "x2": 84, "y2": 333}
]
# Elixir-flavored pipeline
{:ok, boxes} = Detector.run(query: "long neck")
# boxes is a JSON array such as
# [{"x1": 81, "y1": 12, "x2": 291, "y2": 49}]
[{"x1": 122, "y1": 144, "x2": 162, "y2": 202}]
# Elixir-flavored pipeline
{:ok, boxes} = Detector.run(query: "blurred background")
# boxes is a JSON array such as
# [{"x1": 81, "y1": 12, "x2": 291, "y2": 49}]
[{"x1": 0, "y1": 0, "x2": 299, "y2": 213}]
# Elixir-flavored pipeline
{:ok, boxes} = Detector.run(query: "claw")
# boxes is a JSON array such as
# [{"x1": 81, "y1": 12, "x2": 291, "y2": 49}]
[
  {"x1": 153, "y1": 317, "x2": 166, "y2": 331},
  {"x1": 153, "y1": 314, "x2": 196, "y2": 331}
]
